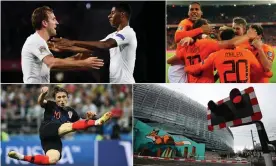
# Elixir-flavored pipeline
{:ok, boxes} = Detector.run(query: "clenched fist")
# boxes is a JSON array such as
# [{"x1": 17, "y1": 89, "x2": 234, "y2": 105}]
[{"x1": 41, "y1": 86, "x2": 49, "y2": 94}]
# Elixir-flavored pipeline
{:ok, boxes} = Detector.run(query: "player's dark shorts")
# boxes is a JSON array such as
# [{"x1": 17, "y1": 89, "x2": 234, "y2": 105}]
[{"x1": 39, "y1": 121, "x2": 62, "y2": 158}]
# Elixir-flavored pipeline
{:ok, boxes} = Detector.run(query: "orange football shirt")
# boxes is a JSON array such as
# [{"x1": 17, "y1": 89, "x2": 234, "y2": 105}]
[
  {"x1": 250, "y1": 44, "x2": 275, "y2": 83},
  {"x1": 177, "y1": 38, "x2": 220, "y2": 83},
  {"x1": 185, "y1": 47, "x2": 262, "y2": 83}
]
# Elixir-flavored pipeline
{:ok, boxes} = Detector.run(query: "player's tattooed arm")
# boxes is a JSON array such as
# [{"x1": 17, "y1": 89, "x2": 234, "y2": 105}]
[{"x1": 38, "y1": 86, "x2": 48, "y2": 107}]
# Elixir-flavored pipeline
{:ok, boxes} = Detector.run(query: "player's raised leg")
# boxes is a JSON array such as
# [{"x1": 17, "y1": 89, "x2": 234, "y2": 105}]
[
  {"x1": 8, "y1": 150, "x2": 59, "y2": 165},
  {"x1": 58, "y1": 111, "x2": 113, "y2": 136}
]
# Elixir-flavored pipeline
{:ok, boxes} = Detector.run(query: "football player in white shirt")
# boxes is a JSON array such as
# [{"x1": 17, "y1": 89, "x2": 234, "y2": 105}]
[
  {"x1": 52, "y1": 3, "x2": 137, "y2": 83},
  {"x1": 21, "y1": 6, "x2": 104, "y2": 83}
]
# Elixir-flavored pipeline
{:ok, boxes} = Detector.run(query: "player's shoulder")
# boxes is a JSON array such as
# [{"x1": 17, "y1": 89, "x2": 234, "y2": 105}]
[
  {"x1": 262, "y1": 44, "x2": 274, "y2": 60},
  {"x1": 236, "y1": 47, "x2": 252, "y2": 53},
  {"x1": 63, "y1": 106, "x2": 75, "y2": 111},
  {"x1": 27, "y1": 32, "x2": 43, "y2": 42},
  {"x1": 23, "y1": 32, "x2": 45, "y2": 47},
  {"x1": 262, "y1": 43, "x2": 273, "y2": 51},
  {"x1": 117, "y1": 26, "x2": 136, "y2": 40},
  {"x1": 42, "y1": 100, "x2": 56, "y2": 108},
  {"x1": 46, "y1": 100, "x2": 56, "y2": 105},
  {"x1": 209, "y1": 49, "x2": 222, "y2": 57},
  {"x1": 235, "y1": 47, "x2": 255, "y2": 56},
  {"x1": 179, "y1": 18, "x2": 192, "y2": 25},
  {"x1": 121, "y1": 26, "x2": 135, "y2": 35}
]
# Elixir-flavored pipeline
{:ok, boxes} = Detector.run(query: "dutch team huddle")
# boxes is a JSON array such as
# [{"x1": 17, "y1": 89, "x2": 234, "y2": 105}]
[{"x1": 167, "y1": 2, "x2": 275, "y2": 83}]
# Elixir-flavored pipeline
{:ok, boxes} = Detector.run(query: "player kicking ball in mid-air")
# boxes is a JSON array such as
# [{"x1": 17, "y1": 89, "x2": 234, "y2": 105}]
[{"x1": 8, "y1": 86, "x2": 112, "y2": 165}]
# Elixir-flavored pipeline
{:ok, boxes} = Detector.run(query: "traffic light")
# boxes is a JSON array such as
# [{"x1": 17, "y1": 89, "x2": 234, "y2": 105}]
[{"x1": 207, "y1": 87, "x2": 262, "y2": 131}]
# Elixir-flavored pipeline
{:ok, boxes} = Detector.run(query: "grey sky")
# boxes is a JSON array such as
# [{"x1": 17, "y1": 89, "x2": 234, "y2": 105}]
[{"x1": 159, "y1": 84, "x2": 276, "y2": 152}]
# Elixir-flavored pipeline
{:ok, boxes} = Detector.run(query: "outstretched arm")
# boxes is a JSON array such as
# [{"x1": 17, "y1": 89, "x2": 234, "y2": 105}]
[
  {"x1": 174, "y1": 20, "x2": 211, "y2": 43},
  {"x1": 42, "y1": 55, "x2": 104, "y2": 70},
  {"x1": 65, "y1": 53, "x2": 92, "y2": 61},
  {"x1": 48, "y1": 42, "x2": 93, "y2": 53},
  {"x1": 217, "y1": 28, "x2": 257, "y2": 49},
  {"x1": 74, "y1": 39, "x2": 117, "y2": 50},
  {"x1": 52, "y1": 38, "x2": 117, "y2": 50},
  {"x1": 38, "y1": 86, "x2": 48, "y2": 107}
]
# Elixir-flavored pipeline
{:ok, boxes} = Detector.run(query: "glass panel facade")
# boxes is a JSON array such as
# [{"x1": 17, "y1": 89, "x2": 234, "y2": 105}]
[{"x1": 134, "y1": 84, "x2": 234, "y2": 152}]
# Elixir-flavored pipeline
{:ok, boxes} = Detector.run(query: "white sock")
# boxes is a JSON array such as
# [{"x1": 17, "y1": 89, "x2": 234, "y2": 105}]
[
  {"x1": 17, "y1": 152, "x2": 24, "y2": 160},
  {"x1": 95, "y1": 119, "x2": 101, "y2": 125}
]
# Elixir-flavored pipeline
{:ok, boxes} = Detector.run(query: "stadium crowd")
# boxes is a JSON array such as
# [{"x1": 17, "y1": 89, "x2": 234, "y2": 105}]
[
  {"x1": 167, "y1": 4, "x2": 276, "y2": 24},
  {"x1": 1, "y1": 84, "x2": 132, "y2": 138}
]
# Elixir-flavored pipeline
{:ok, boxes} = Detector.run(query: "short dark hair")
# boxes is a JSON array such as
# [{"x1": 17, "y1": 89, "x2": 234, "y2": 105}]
[
  {"x1": 192, "y1": 18, "x2": 208, "y2": 29},
  {"x1": 32, "y1": 6, "x2": 53, "y2": 30},
  {"x1": 113, "y1": 2, "x2": 131, "y2": 19},
  {"x1": 250, "y1": 24, "x2": 264, "y2": 36},
  {"x1": 233, "y1": 17, "x2": 247, "y2": 27},
  {"x1": 192, "y1": 19, "x2": 208, "y2": 40},
  {"x1": 52, "y1": 86, "x2": 69, "y2": 98},
  {"x1": 190, "y1": 2, "x2": 201, "y2": 7},
  {"x1": 220, "y1": 28, "x2": 236, "y2": 40}
]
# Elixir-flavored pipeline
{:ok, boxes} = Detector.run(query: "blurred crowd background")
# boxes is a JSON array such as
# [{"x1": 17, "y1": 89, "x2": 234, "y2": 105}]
[
  {"x1": 167, "y1": 3, "x2": 276, "y2": 50},
  {"x1": 1, "y1": 84, "x2": 132, "y2": 141}
]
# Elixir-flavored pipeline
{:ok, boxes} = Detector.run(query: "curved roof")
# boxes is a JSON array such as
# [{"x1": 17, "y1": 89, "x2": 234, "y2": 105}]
[{"x1": 134, "y1": 84, "x2": 234, "y2": 152}]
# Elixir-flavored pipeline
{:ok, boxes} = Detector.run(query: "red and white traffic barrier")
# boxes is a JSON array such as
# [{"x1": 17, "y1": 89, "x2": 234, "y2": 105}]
[
  {"x1": 134, "y1": 155, "x2": 250, "y2": 164},
  {"x1": 207, "y1": 87, "x2": 262, "y2": 131}
]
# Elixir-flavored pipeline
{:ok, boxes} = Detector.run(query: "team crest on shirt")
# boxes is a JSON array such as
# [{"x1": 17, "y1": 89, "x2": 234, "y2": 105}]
[
  {"x1": 39, "y1": 46, "x2": 47, "y2": 53},
  {"x1": 267, "y1": 51, "x2": 273, "y2": 60},
  {"x1": 68, "y1": 111, "x2": 73, "y2": 119}
]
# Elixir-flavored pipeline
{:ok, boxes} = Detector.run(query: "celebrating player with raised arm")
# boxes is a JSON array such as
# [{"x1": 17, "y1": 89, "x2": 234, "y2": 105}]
[
  {"x1": 168, "y1": 1, "x2": 212, "y2": 83},
  {"x1": 8, "y1": 86, "x2": 112, "y2": 165},
  {"x1": 21, "y1": 6, "x2": 104, "y2": 83}
]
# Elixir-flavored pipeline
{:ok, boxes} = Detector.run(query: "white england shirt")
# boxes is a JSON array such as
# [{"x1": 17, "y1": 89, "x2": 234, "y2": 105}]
[
  {"x1": 168, "y1": 64, "x2": 187, "y2": 83},
  {"x1": 21, "y1": 32, "x2": 52, "y2": 83},
  {"x1": 102, "y1": 26, "x2": 137, "y2": 83}
]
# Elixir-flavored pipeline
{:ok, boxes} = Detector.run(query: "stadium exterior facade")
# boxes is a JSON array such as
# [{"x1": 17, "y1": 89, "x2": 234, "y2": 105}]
[{"x1": 134, "y1": 84, "x2": 234, "y2": 152}]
